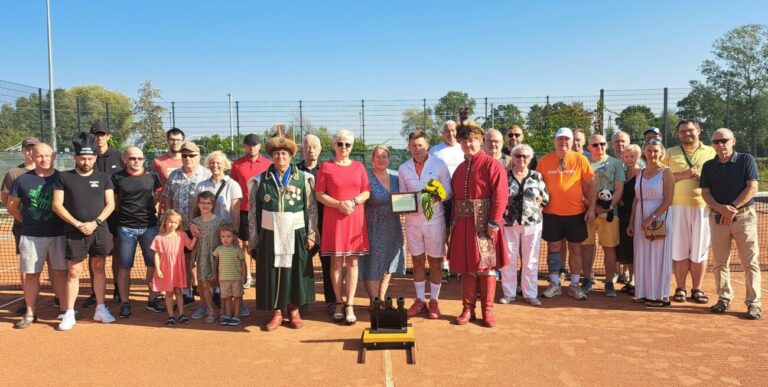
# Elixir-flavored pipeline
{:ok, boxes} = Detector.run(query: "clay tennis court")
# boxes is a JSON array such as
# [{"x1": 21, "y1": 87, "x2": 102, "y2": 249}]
[{"x1": 1, "y1": 263, "x2": 766, "y2": 386}]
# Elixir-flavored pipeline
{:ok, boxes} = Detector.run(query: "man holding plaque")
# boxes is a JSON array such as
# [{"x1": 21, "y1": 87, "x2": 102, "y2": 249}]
[{"x1": 397, "y1": 130, "x2": 452, "y2": 319}]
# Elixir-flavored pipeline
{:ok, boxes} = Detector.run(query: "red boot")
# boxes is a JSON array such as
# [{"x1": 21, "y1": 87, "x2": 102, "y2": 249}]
[
  {"x1": 454, "y1": 274, "x2": 478, "y2": 325},
  {"x1": 288, "y1": 305, "x2": 304, "y2": 329},
  {"x1": 265, "y1": 309, "x2": 283, "y2": 331},
  {"x1": 479, "y1": 275, "x2": 497, "y2": 328}
]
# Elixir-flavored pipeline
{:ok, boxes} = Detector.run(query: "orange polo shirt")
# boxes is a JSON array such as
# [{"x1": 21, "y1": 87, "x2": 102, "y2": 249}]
[{"x1": 536, "y1": 151, "x2": 594, "y2": 216}]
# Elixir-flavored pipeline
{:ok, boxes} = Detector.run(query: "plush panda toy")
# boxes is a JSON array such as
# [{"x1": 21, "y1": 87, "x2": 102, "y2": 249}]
[{"x1": 596, "y1": 189, "x2": 614, "y2": 222}]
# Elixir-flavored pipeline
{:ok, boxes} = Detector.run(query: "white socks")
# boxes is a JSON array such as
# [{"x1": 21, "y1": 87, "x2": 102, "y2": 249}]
[
  {"x1": 549, "y1": 273, "x2": 560, "y2": 285},
  {"x1": 430, "y1": 282, "x2": 441, "y2": 301},
  {"x1": 414, "y1": 281, "x2": 426, "y2": 301},
  {"x1": 571, "y1": 274, "x2": 580, "y2": 285}
]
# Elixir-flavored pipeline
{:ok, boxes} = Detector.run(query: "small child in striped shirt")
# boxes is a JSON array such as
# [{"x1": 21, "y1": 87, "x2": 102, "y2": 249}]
[{"x1": 212, "y1": 224, "x2": 246, "y2": 326}]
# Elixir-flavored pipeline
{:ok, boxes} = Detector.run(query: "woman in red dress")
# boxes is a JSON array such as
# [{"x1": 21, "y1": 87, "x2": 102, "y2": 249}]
[
  {"x1": 315, "y1": 129, "x2": 371, "y2": 325},
  {"x1": 449, "y1": 121, "x2": 509, "y2": 327}
]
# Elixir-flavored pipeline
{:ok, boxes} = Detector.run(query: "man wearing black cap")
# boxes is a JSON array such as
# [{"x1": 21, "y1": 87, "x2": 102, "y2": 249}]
[
  {"x1": 644, "y1": 127, "x2": 662, "y2": 141},
  {"x1": 52, "y1": 132, "x2": 117, "y2": 330},
  {"x1": 81, "y1": 122, "x2": 124, "y2": 307},
  {"x1": 229, "y1": 134, "x2": 271, "y2": 289},
  {"x1": 1, "y1": 137, "x2": 40, "y2": 315}
]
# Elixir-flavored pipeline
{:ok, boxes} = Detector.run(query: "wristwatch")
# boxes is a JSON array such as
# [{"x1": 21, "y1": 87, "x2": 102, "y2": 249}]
[
  {"x1": 352, "y1": 198, "x2": 360, "y2": 205},
  {"x1": 95, "y1": 218, "x2": 104, "y2": 226}
]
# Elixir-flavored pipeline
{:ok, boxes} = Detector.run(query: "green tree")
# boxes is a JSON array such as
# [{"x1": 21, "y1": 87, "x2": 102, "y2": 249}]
[
  {"x1": 617, "y1": 105, "x2": 655, "y2": 140},
  {"x1": 62, "y1": 85, "x2": 133, "y2": 147},
  {"x1": 400, "y1": 107, "x2": 439, "y2": 144},
  {"x1": 433, "y1": 91, "x2": 476, "y2": 123},
  {"x1": 482, "y1": 104, "x2": 524, "y2": 130},
  {"x1": 133, "y1": 81, "x2": 166, "y2": 152},
  {"x1": 524, "y1": 102, "x2": 594, "y2": 154},
  {"x1": 697, "y1": 24, "x2": 768, "y2": 154}
]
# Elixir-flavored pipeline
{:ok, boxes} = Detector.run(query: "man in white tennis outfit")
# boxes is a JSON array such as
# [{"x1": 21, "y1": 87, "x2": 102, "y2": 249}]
[{"x1": 398, "y1": 130, "x2": 453, "y2": 319}]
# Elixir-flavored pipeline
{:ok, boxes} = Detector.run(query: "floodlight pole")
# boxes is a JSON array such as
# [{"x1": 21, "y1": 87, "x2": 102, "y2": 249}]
[{"x1": 46, "y1": 0, "x2": 57, "y2": 152}]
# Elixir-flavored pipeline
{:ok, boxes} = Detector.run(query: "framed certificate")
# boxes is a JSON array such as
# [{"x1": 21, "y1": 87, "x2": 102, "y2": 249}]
[{"x1": 391, "y1": 192, "x2": 418, "y2": 213}]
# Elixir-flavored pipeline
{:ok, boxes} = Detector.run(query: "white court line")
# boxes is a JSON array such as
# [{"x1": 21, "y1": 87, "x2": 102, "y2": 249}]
[
  {"x1": 0, "y1": 297, "x2": 24, "y2": 309},
  {"x1": 730, "y1": 277, "x2": 768, "y2": 293},
  {"x1": 384, "y1": 350, "x2": 394, "y2": 387}
]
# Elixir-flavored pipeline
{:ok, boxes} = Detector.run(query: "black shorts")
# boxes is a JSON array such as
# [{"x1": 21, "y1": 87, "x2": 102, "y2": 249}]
[
  {"x1": 12, "y1": 221, "x2": 22, "y2": 254},
  {"x1": 65, "y1": 225, "x2": 114, "y2": 261},
  {"x1": 107, "y1": 214, "x2": 119, "y2": 236},
  {"x1": 239, "y1": 210, "x2": 249, "y2": 241},
  {"x1": 542, "y1": 213, "x2": 588, "y2": 244}
]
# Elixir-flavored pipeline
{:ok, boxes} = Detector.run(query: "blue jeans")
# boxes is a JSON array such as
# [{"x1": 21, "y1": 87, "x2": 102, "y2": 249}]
[{"x1": 117, "y1": 226, "x2": 159, "y2": 269}]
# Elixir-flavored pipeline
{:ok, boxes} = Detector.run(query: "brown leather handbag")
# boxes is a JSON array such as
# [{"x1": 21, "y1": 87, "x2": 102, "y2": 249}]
[{"x1": 639, "y1": 169, "x2": 668, "y2": 240}]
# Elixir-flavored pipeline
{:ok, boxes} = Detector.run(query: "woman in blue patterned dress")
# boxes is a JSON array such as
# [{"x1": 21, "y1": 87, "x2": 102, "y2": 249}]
[{"x1": 360, "y1": 145, "x2": 405, "y2": 303}]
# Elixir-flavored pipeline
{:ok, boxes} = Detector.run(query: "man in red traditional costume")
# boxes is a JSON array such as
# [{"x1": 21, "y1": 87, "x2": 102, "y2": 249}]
[{"x1": 448, "y1": 120, "x2": 509, "y2": 328}]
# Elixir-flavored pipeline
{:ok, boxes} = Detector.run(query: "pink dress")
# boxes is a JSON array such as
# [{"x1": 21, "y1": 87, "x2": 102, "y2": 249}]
[
  {"x1": 316, "y1": 160, "x2": 371, "y2": 256},
  {"x1": 150, "y1": 232, "x2": 191, "y2": 292}
]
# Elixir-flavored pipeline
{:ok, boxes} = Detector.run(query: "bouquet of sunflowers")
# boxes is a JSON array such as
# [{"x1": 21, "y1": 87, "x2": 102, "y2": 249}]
[{"x1": 421, "y1": 179, "x2": 447, "y2": 221}]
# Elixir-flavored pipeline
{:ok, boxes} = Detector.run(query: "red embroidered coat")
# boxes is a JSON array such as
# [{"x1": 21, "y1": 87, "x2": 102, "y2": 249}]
[{"x1": 448, "y1": 151, "x2": 510, "y2": 273}]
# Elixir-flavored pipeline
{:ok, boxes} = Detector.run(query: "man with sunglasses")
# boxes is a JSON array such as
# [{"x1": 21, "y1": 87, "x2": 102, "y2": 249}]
[
  {"x1": 701, "y1": 128, "x2": 761, "y2": 320},
  {"x1": 536, "y1": 128, "x2": 596, "y2": 300},
  {"x1": 112, "y1": 146, "x2": 163, "y2": 317},
  {"x1": 663, "y1": 119, "x2": 716, "y2": 305},
  {"x1": 503, "y1": 125, "x2": 537, "y2": 170},
  {"x1": 161, "y1": 141, "x2": 211, "y2": 305},
  {"x1": 581, "y1": 134, "x2": 624, "y2": 297}
]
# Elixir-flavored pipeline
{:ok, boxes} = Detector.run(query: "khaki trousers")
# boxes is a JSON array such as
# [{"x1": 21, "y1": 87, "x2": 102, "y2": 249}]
[{"x1": 710, "y1": 207, "x2": 761, "y2": 307}]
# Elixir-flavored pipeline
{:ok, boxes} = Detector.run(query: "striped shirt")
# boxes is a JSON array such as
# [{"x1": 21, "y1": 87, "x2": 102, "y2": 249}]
[{"x1": 213, "y1": 245, "x2": 244, "y2": 281}]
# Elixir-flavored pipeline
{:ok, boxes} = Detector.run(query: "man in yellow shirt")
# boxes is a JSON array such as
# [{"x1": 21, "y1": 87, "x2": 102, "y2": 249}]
[{"x1": 662, "y1": 119, "x2": 717, "y2": 305}]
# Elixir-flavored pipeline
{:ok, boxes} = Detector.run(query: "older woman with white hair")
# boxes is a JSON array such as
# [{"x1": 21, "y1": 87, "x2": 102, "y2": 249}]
[
  {"x1": 195, "y1": 151, "x2": 243, "y2": 225},
  {"x1": 316, "y1": 129, "x2": 371, "y2": 325},
  {"x1": 499, "y1": 144, "x2": 548, "y2": 306}
]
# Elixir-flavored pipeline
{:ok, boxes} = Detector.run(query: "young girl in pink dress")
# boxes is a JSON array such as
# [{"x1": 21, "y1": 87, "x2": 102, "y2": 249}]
[{"x1": 151, "y1": 210, "x2": 197, "y2": 326}]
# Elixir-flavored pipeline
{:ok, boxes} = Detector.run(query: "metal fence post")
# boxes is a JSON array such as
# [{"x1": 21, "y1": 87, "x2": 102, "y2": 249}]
[
  {"x1": 423, "y1": 98, "x2": 427, "y2": 130},
  {"x1": 235, "y1": 101, "x2": 240, "y2": 145},
  {"x1": 105, "y1": 102, "x2": 110, "y2": 130},
  {"x1": 663, "y1": 87, "x2": 669, "y2": 147},
  {"x1": 76, "y1": 96, "x2": 81, "y2": 131},
  {"x1": 599, "y1": 89, "x2": 604, "y2": 135},
  {"x1": 545, "y1": 95, "x2": 550, "y2": 130},
  {"x1": 171, "y1": 101, "x2": 176, "y2": 128},
  {"x1": 299, "y1": 100, "x2": 304, "y2": 137},
  {"x1": 484, "y1": 97, "x2": 488, "y2": 120},
  {"x1": 38, "y1": 88, "x2": 45, "y2": 140},
  {"x1": 361, "y1": 99, "x2": 365, "y2": 144},
  {"x1": 490, "y1": 103, "x2": 495, "y2": 128}
]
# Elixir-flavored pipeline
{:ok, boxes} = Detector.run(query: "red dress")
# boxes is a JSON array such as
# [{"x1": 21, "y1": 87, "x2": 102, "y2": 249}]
[
  {"x1": 150, "y1": 232, "x2": 192, "y2": 292},
  {"x1": 316, "y1": 160, "x2": 371, "y2": 256},
  {"x1": 448, "y1": 151, "x2": 509, "y2": 273}
]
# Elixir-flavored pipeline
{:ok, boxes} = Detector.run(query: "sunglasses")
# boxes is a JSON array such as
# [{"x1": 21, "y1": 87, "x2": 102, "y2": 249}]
[
  {"x1": 181, "y1": 154, "x2": 198, "y2": 159},
  {"x1": 507, "y1": 133, "x2": 522, "y2": 138},
  {"x1": 128, "y1": 157, "x2": 144, "y2": 161},
  {"x1": 336, "y1": 142, "x2": 352, "y2": 148},
  {"x1": 590, "y1": 142, "x2": 607, "y2": 147},
  {"x1": 514, "y1": 154, "x2": 530, "y2": 159},
  {"x1": 712, "y1": 138, "x2": 732, "y2": 145}
]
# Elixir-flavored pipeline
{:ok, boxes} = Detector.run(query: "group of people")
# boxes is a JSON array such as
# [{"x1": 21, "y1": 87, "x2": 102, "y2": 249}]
[{"x1": 3, "y1": 117, "x2": 762, "y2": 332}]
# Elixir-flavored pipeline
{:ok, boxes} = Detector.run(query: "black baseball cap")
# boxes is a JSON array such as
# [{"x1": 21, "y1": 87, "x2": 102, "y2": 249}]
[
  {"x1": 243, "y1": 134, "x2": 260, "y2": 145},
  {"x1": 90, "y1": 121, "x2": 109, "y2": 135}
]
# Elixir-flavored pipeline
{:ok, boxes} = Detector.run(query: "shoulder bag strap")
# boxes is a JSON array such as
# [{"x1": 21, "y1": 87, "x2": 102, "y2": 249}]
[
  {"x1": 214, "y1": 179, "x2": 228, "y2": 203},
  {"x1": 639, "y1": 169, "x2": 644, "y2": 218},
  {"x1": 680, "y1": 145, "x2": 694, "y2": 168}
]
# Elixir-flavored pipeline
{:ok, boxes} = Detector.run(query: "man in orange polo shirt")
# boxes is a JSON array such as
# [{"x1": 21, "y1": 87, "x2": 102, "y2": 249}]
[
  {"x1": 230, "y1": 134, "x2": 271, "y2": 288},
  {"x1": 536, "y1": 128, "x2": 596, "y2": 300}
]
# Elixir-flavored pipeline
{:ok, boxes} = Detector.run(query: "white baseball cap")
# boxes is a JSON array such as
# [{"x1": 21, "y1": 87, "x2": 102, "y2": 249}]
[{"x1": 554, "y1": 127, "x2": 573, "y2": 139}]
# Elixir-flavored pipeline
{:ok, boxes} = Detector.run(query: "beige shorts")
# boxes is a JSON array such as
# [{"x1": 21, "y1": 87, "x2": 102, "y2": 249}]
[
  {"x1": 666, "y1": 205, "x2": 710, "y2": 263},
  {"x1": 405, "y1": 222, "x2": 446, "y2": 258},
  {"x1": 19, "y1": 235, "x2": 67, "y2": 274},
  {"x1": 219, "y1": 279, "x2": 243, "y2": 298}
]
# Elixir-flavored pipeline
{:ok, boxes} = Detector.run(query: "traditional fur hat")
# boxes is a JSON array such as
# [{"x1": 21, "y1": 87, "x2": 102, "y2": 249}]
[
  {"x1": 265, "y1": 124, "x2": 298, "y2": 156},
  {"x1": 456, "y1": 119, "x2": 484, "y2": 140}
]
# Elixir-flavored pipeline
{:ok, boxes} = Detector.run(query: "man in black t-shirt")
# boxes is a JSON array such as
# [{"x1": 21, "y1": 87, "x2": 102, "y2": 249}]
[
  {"x1": 52, "y1": 132, "x2": 116, "y2": 331},
  {"x1": 112, "y1": 146, "x2": 163, "y2": 317},
  {"x1": 8, "y1": 143, "x2": 69, "y2": 329}
]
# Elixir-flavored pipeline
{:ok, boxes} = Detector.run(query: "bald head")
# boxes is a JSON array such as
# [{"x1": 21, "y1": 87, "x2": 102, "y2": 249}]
[
  {"x1": 32, "y1": 142, "x2": 55, "y2": 173},
  {"x1": 483, "y1": 128, "x2": 503, "y2": 157},
  {"x1": 123, "y1": 146, "x2": 145, "y2": 173},
  {"x1": 712, "y1": 128, "x2": 734, "y2": 140}
]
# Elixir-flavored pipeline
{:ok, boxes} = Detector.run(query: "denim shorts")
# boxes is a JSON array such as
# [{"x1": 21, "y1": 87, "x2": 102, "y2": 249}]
[{"x1": 117, "y1": 225, "x2": 159, "y2": 269}]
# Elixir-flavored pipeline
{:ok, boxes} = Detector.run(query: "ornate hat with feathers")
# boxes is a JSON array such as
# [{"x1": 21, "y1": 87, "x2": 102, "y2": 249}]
[{"x1": 265, "y1": 124, "x2": 298, "y2": 156}]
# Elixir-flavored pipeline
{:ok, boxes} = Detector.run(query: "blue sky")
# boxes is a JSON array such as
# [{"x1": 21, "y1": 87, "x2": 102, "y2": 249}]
[{"x1": 2, "y1": 1, "x2": 767, "y2": 102}]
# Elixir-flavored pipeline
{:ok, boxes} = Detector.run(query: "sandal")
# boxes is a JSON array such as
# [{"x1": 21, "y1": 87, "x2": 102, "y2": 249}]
[
  {"x1": 332, "y1": 303, "x2": 344, "y2": 323},
  {"x1": 621, "y1": 284, "x2": 635, "y2": 295},
  {"x1": 710, "y1": 300, "x2": 729, "y2": 314},
  {"x1": 632, "y1": 297, "x2": 647, "y2": 303},
  {"x1": 673, "y1": 288, "x2": 687, "y2": 303},
  {"x1": 691, "y1": 288, "x2": 709, "y2": 304},
  {"x1": 645, "y1": 299, "x2": 671, "y2": 307},
  {"x1": 344, "y1": 304, "x2": 357, "y2": 325}
]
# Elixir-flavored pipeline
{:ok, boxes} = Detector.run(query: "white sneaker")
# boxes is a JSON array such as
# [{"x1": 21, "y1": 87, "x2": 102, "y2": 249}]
[
  {"x1": 567, "y1": 284, "x2": 588, "y2": 300},
  {"x1": 498, "y1": 296, "x2": 516, "y2": 304},
  {"x1": 243, "y1": 276, "x2": 253, "y2": 289},
  {"x1": 525, "y1": 297, "x2": 542, "y2": 306},
  {"x1": 58, "y1": 313, "x2": 76, "y2": 331},
  {"x1": 542, "y1": 284, "x2": 562, "y2": 298},
  {"x1": 94, "y1": 306, "x2": 116, "y2": 323}
]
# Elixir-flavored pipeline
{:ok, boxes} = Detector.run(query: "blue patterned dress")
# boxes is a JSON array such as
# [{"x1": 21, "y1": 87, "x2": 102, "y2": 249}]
[{"x1": 360, "y1": 169, "x2": 406, "y2": 281}]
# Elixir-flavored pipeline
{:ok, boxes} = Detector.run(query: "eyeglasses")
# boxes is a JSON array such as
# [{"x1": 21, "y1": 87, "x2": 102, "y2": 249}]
[
  {"x1": 644, "y1": 138, "x2": 663, "y2": 146},
  {"x1": 712, "y1": 138, "x2": 732, "y2": 145},
  {"x1": 514, "y1": 154, "x2": 530, "y2": 159},
  {"x1": 198, "y1": 201, "x2": 213, "y2": 206},
  {"x1": 507, "y1": 133, "x2": 522, "y2": 138},
  {"x1": 127, "y1": 157, "x2": 144, "y2": 161},
  {"x1": 590, "y1": 142, "x2": 607, "y2": 147},
  {"x1": 336, "y1": 142, "x2": 352, "y2": 148},
  {"x1": 181, "y1": 154, "x2": 198, "y2": 159}
]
